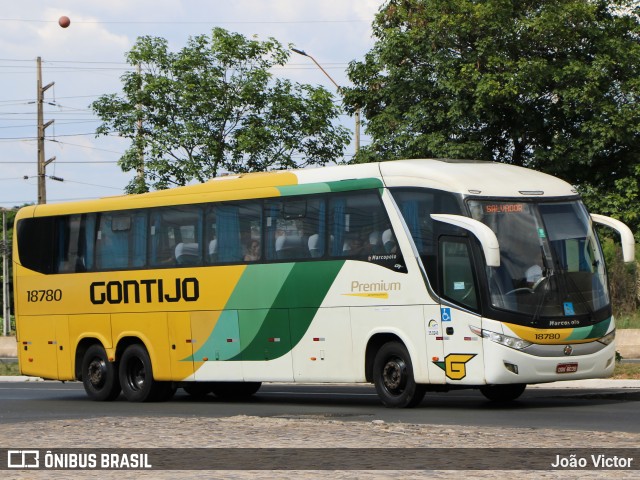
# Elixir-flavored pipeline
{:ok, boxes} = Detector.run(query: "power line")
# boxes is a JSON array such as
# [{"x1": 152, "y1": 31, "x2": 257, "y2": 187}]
[
  {"x1": 0, "y1": 132, "x2": 100, "y2": 140},
  {"x1": 21, "y1": 174, "x2": 124, "y2": 191},
  {"x1": 0, "y1": 161, "x2": 118, "y2": 164},
  {"x1": 0, "y1": 18, "x2": 365, "y2": 25},
  {"x1": 47, "y1": 140, "x2": 125, "y2": 154}
]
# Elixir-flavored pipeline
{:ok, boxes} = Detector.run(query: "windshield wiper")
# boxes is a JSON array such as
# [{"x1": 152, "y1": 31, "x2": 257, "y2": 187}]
[{"x1": 530, "y1": 246, "x2": 554, "y2": 325}]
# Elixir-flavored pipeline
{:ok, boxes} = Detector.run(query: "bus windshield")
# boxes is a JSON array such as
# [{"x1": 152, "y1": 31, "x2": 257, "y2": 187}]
[{"x1": 468, "y1": 200, "x2": 609, "y2": 321}]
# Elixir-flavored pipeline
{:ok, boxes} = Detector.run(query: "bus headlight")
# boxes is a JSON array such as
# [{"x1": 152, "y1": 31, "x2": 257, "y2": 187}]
[
  {"x1": 597, "y1": 330, "x2": 615, "y2": 346},
  {"x1": 469, "y1": 326, "x2": 532, "y2": 351}
]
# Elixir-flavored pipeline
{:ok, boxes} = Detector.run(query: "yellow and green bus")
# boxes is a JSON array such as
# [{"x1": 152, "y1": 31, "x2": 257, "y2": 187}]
[{"x1": 12, "y1": 159, "x2": 634, "y2": 407}]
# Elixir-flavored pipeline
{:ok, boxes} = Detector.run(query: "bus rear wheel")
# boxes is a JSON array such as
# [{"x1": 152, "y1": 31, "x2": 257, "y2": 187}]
[
  {"x1": 81, "y1": 344, "x2": 121, "y2": 401},
  {"x1": 373, "y1": 342, "x2": 426, "y2": 408},
  {"x1": 480, "y1": 383, "x2": 526, "y2": 402},
  {"x1": 119, "y1": 344, "x2": 171, "y2": 402}
]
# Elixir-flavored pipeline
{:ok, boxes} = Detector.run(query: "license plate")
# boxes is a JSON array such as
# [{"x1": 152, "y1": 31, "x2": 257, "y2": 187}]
[{"x1": 556, "y1": 363, "x2": 578, "y2": 374}]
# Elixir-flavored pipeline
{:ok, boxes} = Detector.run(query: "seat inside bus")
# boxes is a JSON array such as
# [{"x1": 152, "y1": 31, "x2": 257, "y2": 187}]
[{"x1": 175, "y1": 242, "x2": 200, "y2": 265}]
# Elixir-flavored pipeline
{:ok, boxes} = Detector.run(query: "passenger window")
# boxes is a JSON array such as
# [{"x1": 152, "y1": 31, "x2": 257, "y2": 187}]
[
  {"x1": 265, "y1": 197, "x2": 325, "y2": 261},
  {"x1": 150, "y1": 206, "x2": 203, "y2": 267},
  {"x1": 329, "y1": 192, "x2": 390, "y2": 258},
  {"x1": 57, "y1": 215, "x2": 86, "y2": 273},
  {"x1": 206, "y1": 202, "x2": 261, "y2": 264},
  {"x1": 96, "y1": 213, "x2": 131, "y2": 270}
]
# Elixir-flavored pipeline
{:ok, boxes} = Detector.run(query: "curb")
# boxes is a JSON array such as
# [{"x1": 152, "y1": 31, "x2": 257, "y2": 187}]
[{"x1": 0, "y1": 376, "x2": 45, "y2": 382}]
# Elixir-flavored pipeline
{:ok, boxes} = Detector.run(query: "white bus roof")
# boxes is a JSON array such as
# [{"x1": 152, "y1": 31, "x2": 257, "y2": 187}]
[
  {"x1": 21, "y1": 159, "x2": 579, "y2": 218},
  {"x1": 295, "y1": 159, "x2": 578, "y2": 198}
]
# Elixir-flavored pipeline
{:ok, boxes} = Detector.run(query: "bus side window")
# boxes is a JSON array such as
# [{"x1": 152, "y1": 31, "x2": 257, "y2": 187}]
[
  {"x1": 205, "y1": 209, "x2": 218, "y2": 264},
  {"x1": 95, "y1": 213, "x2": 130, "y2": 270},
  {"x1": 131, "y1": 212, "x2": 147, "y2": 268},
  {"x1": 239, "y1": 203, "x2": 262, "y2": 262},
  {"x1": 266, "y1": 197, "x2": 325, "y2": 261},
  {"x1": 206, "y1": 201, "x2": 261, "y2": 264},
  {"x1": 150, "y1": 206, "x2": 203, "y2": 267},
  {"x1": 329, "y1": 192, "x2": 390, "y2": 258},
  {"x1": 56, "y1": 214, "x2": 87, "y2": 273}
]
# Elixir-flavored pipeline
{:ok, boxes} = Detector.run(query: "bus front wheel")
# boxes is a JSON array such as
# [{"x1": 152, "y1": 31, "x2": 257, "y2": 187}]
[
  {"x1": 81, "y1": 344, "x2": 121, "y2": 401},
  {"x1": 480, "y1": 383, "x2": 526, "y2": 402},
  {"x1": 119, "y1": 344, "x2": 172, "y2": 402},
  {"x1": 373, "y1": 342, "x2": 426, "y2": 408}
]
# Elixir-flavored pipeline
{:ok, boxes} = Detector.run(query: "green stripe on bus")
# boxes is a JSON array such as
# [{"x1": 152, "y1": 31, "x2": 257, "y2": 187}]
[
  {"x1": 232, "y1": 260, "x2": 345, "y2": 361},
  {"x1": 190, "y1": 260, "x2": 345, "y2": 362},
  {"x1": 566, "y1": 317, "x2": 611, "y2": 341},
  {"x1": 276, "y1": 178, "x2": 383, "y2": 197}
]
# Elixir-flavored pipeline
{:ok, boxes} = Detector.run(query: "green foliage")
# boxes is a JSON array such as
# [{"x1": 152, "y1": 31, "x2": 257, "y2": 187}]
[
  {"x1": 580, "y1": 164, "x2": 640, "y2": 243},
  {"x1": 615, "y1": 312, "x2": 640, "y2": 330},
  {"x1": 0, "y1": 207, "x2": 21, "y2": 323},
  {"x1": 600, "y1": 237, "x2": 638, "y2": 320},
  {"x1": 92, "y1": 28, "x2": 351, "y2": 193},
  {"x1": 0, "y1": 315, "x2": 14, "y2": 335},
  {"x1": 0, "y1": 362, "x2": 19, "y2": 376},
  {"x1": 344, "y1": 0, "x2": 640, "y2": 197}
]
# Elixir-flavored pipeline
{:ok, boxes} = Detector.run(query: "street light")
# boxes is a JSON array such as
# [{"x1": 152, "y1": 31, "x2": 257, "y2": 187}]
[{"x1": 291, "y1": 48, "x2": 360, "y2": 154}]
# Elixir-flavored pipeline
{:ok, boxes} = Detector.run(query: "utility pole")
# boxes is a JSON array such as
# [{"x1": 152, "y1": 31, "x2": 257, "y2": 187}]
[
  {"x1": 136, "y1": 63, "x2": 144, "y2": 187},
  {"x1": 37, "y1": 56, "x2": 55, "y2": 204}
]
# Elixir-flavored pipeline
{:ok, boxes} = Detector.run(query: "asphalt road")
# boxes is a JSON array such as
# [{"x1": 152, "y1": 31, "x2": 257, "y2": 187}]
[{"x1": 1, "y1": 381, "x2": 640, "y2": 433}]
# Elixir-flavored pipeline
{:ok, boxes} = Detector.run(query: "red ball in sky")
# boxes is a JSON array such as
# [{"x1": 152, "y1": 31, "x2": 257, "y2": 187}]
[{"x1": 58, "y1": 16, "x2": 71, "y2": 28}]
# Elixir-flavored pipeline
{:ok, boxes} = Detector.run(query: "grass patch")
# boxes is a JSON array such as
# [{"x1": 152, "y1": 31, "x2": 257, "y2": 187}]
[
  {"x1": 0, "y1": 316, "x2": 15, "y2": 336},
  {"x1": 612, "y1": 362, "x2": 640, "y2": 379},
  {"x1": 616, "y1": 311, "x2": 640, "y2": 329},
  {"x1": 0, "y1": 361, "x2": 20, "y2": 376}
]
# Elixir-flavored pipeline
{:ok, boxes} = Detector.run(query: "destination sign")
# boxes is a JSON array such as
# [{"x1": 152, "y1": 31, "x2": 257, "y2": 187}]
[{"x1": 482, "y1": 203, "x2": 525, "y2": 214}]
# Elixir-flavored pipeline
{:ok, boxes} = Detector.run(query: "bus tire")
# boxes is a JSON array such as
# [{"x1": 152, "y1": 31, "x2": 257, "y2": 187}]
[
  {"x1": 210, "y1": 382, "x2": 262, "y2": 399},
  {"x1": 480, "y1": 383, "x2": 526, "y2": 402},
  {"x1": 81, "y1": 344, "x2": 121, "y2": 401},
  {"x1": 373, "y1": 341, "x2": 426, "y2": 408},
  {"x1": 119, "y1": 343, "x2": 162, "y2": 402}
]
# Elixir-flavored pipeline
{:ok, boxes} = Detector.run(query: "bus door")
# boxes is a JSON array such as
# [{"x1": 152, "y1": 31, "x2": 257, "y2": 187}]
[{"x1": 437, "y1": 236, "x2": 485, "y2": 385}]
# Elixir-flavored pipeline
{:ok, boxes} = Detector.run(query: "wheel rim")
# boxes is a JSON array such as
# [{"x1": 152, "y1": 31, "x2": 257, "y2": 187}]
[
  {"x1": 125, "y1": 357, "x2": 146, "y2": 392},
  {"x1": 382, "y1": 356, "x2": 407, "y2": 395},
  {"x1": 87, "y1": 358, "x2": 107, "y2": 389}
]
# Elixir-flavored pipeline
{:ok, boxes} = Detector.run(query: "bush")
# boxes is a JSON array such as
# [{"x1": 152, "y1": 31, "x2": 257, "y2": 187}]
[{"x1": 601, "y1": 238, "x2": 638, "y2": 322}]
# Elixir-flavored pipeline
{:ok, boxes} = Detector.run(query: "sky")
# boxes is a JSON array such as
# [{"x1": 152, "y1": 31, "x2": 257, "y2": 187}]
[{"x1": 0, "y1": 0, "x2": 383, "y2": 209}]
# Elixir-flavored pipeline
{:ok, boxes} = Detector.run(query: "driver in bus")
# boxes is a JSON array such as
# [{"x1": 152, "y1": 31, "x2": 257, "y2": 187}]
[{"x1": 525, "y1": 264, "x2": 543, "y2": 288}]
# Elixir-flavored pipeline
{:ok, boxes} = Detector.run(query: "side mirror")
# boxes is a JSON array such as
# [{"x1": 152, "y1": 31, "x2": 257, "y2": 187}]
[
  {"x1": 431, "y1": 214, "x2": 500, "y2": 267},
  {"x1": 591, "y1": 214, "x2": 635, "y2": 263}
]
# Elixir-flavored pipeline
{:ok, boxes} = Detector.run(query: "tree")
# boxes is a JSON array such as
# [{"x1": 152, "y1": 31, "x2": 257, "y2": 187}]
[
  {"x1": 93, "y1": 28, "x2": 351, "y2": 193},
  {"x1": 344, "y1": 0, "x2": 640, "y2": 192},
  {"x1": 1, "y1": 207, "x2": 19, "y2": 331}
]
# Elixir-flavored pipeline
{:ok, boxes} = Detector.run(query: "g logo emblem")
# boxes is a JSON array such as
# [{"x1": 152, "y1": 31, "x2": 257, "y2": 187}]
[{"x1": 434, "y1": 353, "x2": 477, "y2": 380}]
